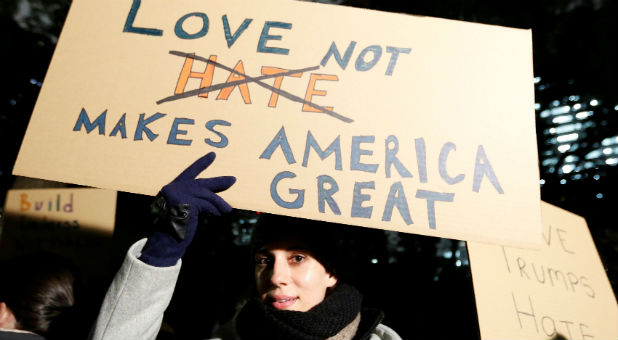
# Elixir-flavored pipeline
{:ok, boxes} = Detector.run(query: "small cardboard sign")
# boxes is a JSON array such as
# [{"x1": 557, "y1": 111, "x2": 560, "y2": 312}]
[
  {"x1": 13, "y1": 0, "x2": 541, "y2": 246},
  {"x1": 1, "y1": 188, "x2": 117, "y2": 278},
  {"x1": 468, "y1": 201, "x2": 618, "y2": 340}
]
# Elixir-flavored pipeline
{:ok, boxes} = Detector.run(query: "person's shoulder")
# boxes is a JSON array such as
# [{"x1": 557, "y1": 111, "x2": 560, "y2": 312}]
[
  {"x1": 0, "y1": 329, "x2": 46, "y2": 340},
  {"x1": 370, "y1": 323, "x2": 403, "y2": 340}
]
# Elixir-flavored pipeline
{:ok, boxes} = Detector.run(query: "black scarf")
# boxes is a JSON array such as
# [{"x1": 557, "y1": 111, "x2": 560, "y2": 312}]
[{"x1": 235, "y1": 283, "x2": 363, "y2": 340}]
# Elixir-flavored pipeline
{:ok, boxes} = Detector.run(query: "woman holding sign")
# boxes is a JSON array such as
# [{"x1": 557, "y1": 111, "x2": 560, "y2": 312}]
[{"x1": 89, "y1": 152, "x2": 402, "y2": 340}]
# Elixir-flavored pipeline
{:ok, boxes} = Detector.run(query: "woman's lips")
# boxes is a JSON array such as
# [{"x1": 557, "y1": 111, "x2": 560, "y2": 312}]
[{"x1": 270, "y1": 295, "x2": 298, "y2": 310}]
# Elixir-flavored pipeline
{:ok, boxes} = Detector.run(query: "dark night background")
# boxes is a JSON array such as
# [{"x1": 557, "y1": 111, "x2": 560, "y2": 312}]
[{"x1": 0, "y1": 1, "x2": 616, "y2": 339}]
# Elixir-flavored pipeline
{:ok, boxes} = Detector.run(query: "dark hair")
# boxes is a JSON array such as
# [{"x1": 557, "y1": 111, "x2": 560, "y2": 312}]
[
  {"x1": 250, "y1": 213, "x2": 349, "y2": 277},
  {"x1": 0, "y1": 252, "x2": 77, "y2": 337}
]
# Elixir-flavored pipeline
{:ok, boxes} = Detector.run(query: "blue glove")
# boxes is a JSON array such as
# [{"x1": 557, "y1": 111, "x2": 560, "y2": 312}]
[{"x1": 139, "y1": 152, "x2": 236, "y2": 267}]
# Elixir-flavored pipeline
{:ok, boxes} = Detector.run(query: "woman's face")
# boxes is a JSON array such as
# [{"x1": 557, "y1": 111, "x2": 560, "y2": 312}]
[{"x1": 254, "y1": 238, "x2": 337, "y2": 312}]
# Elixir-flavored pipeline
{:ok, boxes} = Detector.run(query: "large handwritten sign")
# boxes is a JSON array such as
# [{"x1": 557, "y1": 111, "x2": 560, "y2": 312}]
[
  {"x1": 468, "y1": 201, "x2": 618, "y2": 339},
  {"x1": 1, "y1": 188, "x2": 117, "y2": 278},
  {"x1": 13, "y1": 0, "x2": 541, "y2": 246}
]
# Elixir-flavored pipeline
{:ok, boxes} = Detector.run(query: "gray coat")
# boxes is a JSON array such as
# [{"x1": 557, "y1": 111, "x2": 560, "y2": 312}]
[{"x1": 89, "y1": 239, "x2": 403, "y2": 340}]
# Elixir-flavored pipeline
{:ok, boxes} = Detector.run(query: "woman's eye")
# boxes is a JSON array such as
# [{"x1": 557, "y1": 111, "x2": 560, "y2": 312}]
[{"x1": 255, "y1": 256, "x2": 271, "y2": 265}]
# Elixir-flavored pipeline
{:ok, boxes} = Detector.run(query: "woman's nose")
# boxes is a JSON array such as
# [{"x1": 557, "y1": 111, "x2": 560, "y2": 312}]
[{"x1": 270, "y1": 258, "x2": 289, "y2": 286}]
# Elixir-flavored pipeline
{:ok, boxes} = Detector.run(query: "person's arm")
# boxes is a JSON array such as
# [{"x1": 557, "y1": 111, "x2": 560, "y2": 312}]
[
  {"x1": 89, "y1": 152, "x2": 235, "y2": 340},
  {"x1": 89, "y1": 239, "x2": 180, "y2": 340}
]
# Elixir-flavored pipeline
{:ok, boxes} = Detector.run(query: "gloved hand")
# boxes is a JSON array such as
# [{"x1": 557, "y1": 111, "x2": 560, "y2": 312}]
[{"x1": 139, "y1": 152, "x2": 236, "y2": 267}]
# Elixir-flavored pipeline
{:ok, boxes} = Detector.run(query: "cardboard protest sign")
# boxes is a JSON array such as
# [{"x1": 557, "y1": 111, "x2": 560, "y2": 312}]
[
  {"x1": 1, "y1": 188, "x2": 117, "y2": 278},
  {"x1": 13, "y1": 0, "x2": 541, "y2": 246},
  {"x1": 468, "y1": 201, "x2": 618, "y2": 340}
]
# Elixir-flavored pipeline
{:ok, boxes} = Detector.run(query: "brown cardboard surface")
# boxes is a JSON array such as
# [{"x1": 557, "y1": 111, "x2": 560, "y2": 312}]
[
  {"x1": 13, "y1": 0, "x2": 541, "y2": 246},
  {"x1": 1, "y1": 188, "x2": 117, "y2": 277},
  {"x1": 468, "y1": 201, "x2": 618, "y2": 340}
]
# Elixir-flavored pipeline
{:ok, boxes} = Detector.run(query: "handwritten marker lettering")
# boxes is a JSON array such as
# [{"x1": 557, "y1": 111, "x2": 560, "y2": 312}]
[
  {"x1": 160, "y1": 51, "x2": 353, "y2": 123},
  {"x1": 20, "y1": 193, "x2": 74, "y2": 213},
  {"x1": 260, "y1": 127, "x2": 504, "y2": 230},
  {"x1": 124, "y1": 0, "x2": 291, "y2": 55}
]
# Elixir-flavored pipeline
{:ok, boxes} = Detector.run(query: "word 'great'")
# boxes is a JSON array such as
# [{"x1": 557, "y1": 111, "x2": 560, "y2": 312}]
[{"x1": 260, "y1": 126, "x2": 504, "y2": 229}]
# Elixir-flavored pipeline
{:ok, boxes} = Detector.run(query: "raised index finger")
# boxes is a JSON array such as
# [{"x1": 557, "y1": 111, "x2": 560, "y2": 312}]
[{"x1": 174, "y1": 152, "x2": 216, "y2": 181}]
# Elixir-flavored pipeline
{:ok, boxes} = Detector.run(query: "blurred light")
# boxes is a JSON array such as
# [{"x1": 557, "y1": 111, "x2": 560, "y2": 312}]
[
  {"x1": 556, "y1": 133, "x2": 578, "y2": 143},
  {"x1": 593, "y1": 174, "x2": 601, "y2": 180},
  {"x1": 564, "y1": 155, "x2": 579, "y2": 162},
  {"x1": 576, "y1": 111, "x2": 593, "y2": 119},
  {"x1": 29, "y1": 78, "x2": 37, "y2": 85},
  {"x1": 561, "y1": 164, "x2": 575, "y2": 174},
  {"x1": 9, "y1": 99, "x2": 16, "y2": 105},
  {"x1": 585, "y1": 149, "x2": 602, "y2": 159},
  {"x1": 552, "y1": 123, "x2": 582, "y2": 135},
  {"x1": 552, "y1": 100, "x2": 560, "y2": 107},
  {"x1": 534, "y1": 76, "x2": 541, "y2": 84},
  {"x1": 583, "y1": 124, "x2": 596, "y2": 133},
  {"x1": 455, "y1": 260, "x2": 462, "y2": 267},
  {"x1": 560, "y1": 179, "x2": 567, "y2": 184},
  {"x1": 601, "y1": 136, "x2": 618, "y2": 146},
  {"x1": 542, "y1": 158, "x2": 557, "y2": 166},
  {"x1": 539, "y1": 179, "x2": 546, "y2": 185},
  {"x1": 573, "y1": 103, "x2": 582, "y2": 110},
  {"x1": 571, "y1": 173, "x2": 583, "y2": 180},
  {"x1": 606, "y1": 158, "x2": 618, "y2": 165},
  {"x1": 549, "y1": 128, "x2": 556, "y2": 134},
  {"x1": 596, "y1": 193, "x2": 604, "y2": 199},
  {"x1": 557, "y1": 144, "x2": 571, "y2": 153},
  {"x1": 552, "y1": 106, "x2": 571, "y2": 115},
  {"x1": 371, "y1": 258, "x2": 378, "y2": 264},
  {"x1": 535, "y1": 103, "x2": 541, "y2": 110},
  {"x1": 443, "y1": 250, "x2": 453, "y2": 259},
  {"x1": 553, "y1": 115, "x2": 573, "y2": 124},
  {"x1": 614, "y1": 105, "x2": 618, "y2": 111},
  {"x1": 568, "y1": 95, "x2": 580, "y2": 101},
  {"x1": 455, "y1": 250, "x2": 461, "y2": 258},
  {"x1": 590, "y1": 99, "x2": 599, "y2": 106},
  {"x1": 603, "y1": 148, "x2": 614, "y2": 155},
  {"x1": 556, "y1": 106, "x2": 572, "y2": 114}
]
